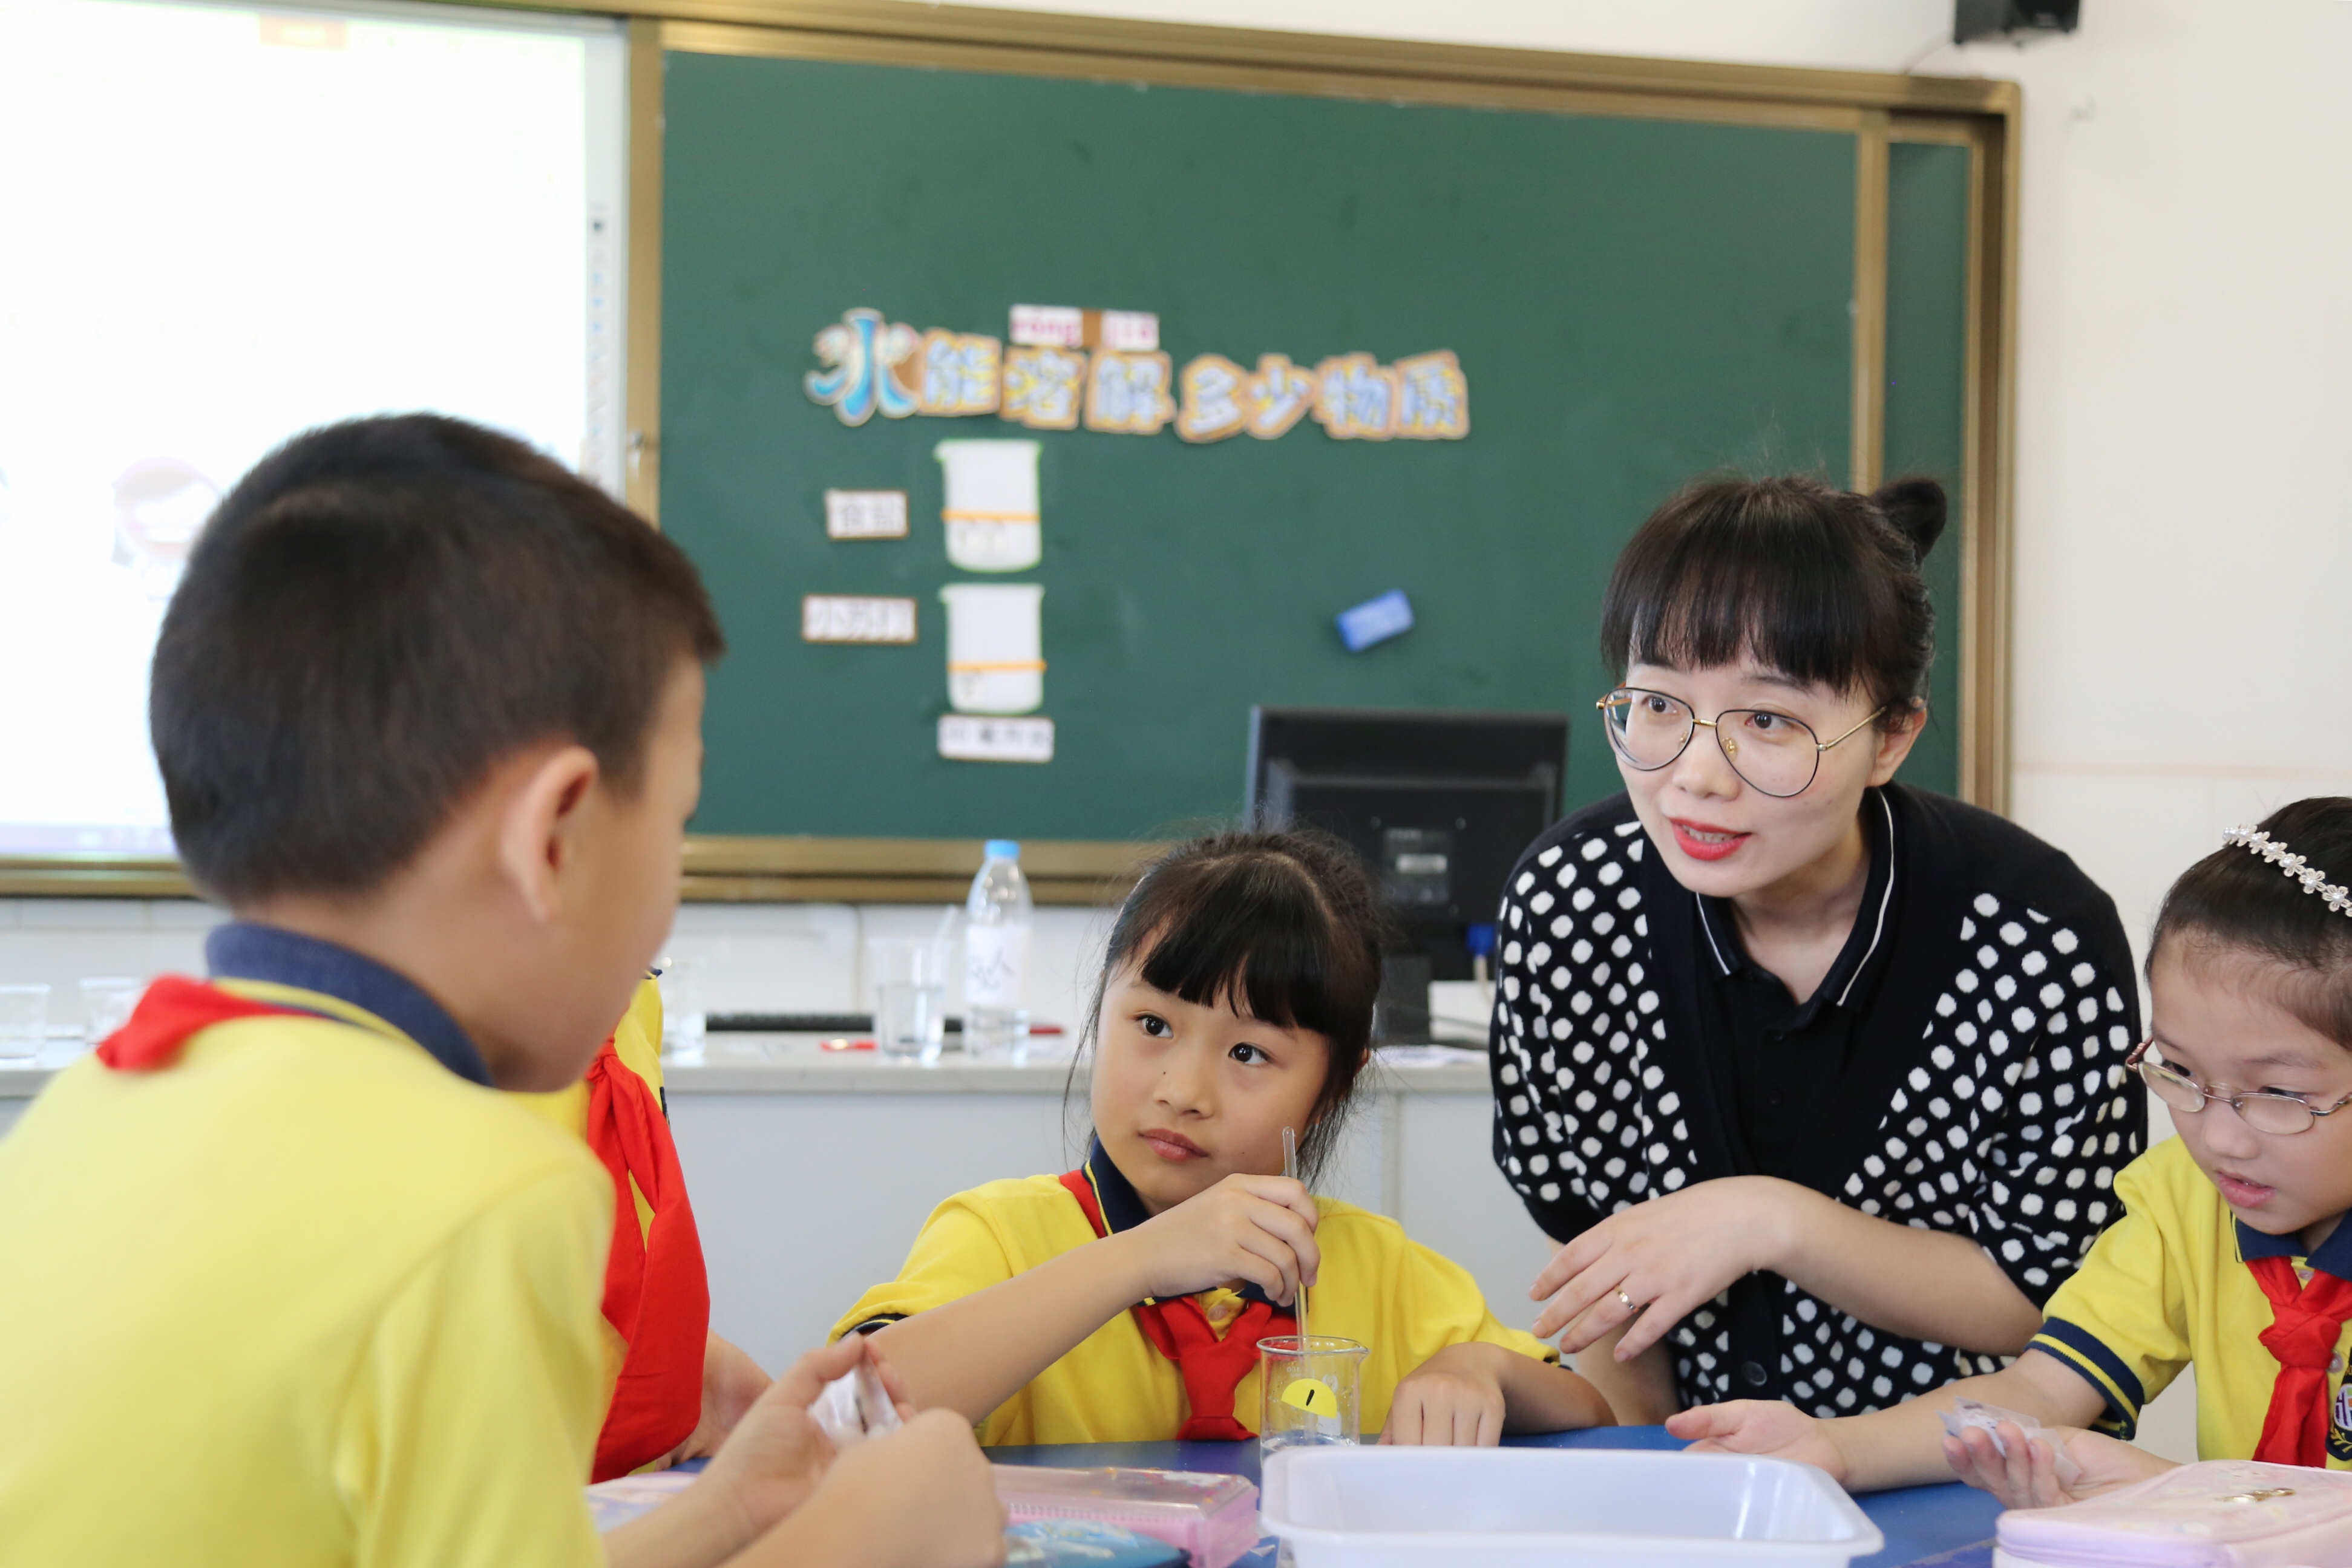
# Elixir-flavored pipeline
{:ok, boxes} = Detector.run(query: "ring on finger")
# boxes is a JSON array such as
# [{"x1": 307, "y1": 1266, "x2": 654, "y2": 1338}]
[{"x1": 1615, "y1": 1287, "x2": 1645, "y2": 1313}]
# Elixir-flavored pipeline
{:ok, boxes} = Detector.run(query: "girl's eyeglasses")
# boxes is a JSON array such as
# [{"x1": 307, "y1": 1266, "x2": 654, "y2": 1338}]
[
  {"x1": 1595, "y1": 687, "x2": 1885, "y2": 800},
  {"x1": 2126, "y1": 1038, "x2": 2352, "y2": 1136}
]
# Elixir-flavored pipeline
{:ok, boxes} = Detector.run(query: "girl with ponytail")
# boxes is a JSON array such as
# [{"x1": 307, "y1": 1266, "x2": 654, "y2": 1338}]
[{"x1": 1493, "y1": 474, "x2": 2146, "y2": 1426}]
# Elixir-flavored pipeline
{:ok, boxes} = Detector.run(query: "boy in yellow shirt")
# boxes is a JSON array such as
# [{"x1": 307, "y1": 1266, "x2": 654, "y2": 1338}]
[{"x1": 0, "y1": 415, "x2": 1001, "y2": 1568}]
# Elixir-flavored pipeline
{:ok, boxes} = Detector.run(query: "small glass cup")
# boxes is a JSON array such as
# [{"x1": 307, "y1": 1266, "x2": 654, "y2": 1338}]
[
  {"x1": 1257, "y1": 1334, "x2": 1366, "y2": 1457},
  {"x1": 80, "y1": 978, "x2": 143, "y2": 1047},
  {"x1": 868, "y1": 938, "x2": 951, "y2": 1063},
  {"x1": 875, "y1": 981, "x2": 948, "y2": 1062},
  {"x1": 0, "y1": 984, "x2": 51, "y2": 1064}
]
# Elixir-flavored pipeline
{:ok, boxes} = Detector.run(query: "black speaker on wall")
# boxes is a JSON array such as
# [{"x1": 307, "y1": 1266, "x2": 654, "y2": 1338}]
[{"x1": 1954, "y1": 0, "x2": 2080, "y2": 44}]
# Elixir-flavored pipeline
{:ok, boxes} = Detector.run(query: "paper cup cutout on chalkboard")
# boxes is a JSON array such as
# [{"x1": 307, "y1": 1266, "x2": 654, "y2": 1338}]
[
  {"x1": 935, "y1": 439, "x2": 1041, "y2": 572},
  {"x1": 940, "y1": 583, "x2": 1045, "y2": 715}
]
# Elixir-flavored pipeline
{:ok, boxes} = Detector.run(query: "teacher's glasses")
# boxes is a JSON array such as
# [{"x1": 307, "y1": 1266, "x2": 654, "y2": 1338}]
[{"x1": 1596, "y1": 687, "x2": 1885, "y2": 800}]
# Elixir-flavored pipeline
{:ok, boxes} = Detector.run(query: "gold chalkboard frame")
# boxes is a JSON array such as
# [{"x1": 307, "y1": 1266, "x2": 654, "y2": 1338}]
[{"x1": 0, "y1": 1, "x2": 2018, "y2": 904}]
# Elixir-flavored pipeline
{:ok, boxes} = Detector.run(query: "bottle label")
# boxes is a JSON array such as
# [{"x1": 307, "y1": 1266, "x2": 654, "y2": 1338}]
[{"x1": 965, "y1": 926, "x2": 1031, "y2": 1010}]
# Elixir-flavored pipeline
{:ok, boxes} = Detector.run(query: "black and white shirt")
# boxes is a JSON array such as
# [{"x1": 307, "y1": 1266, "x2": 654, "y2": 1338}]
[{"x1": 1490, "y1": 784, "x2": 2147, "y2": 1416}]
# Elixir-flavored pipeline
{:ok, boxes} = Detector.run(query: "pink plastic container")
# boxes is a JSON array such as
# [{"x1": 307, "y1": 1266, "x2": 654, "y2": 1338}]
[
  {"x1": 1994, "y1": 1460, "x2": 2352, "y2": 1567},
  {"x1": 993, "y1": 1465, "x2": 1260, "y2": 1568}
]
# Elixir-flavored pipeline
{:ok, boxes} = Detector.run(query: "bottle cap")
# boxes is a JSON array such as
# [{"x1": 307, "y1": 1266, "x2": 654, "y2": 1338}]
[{"x1": 984, "y1": 839, "x2": 1020, "y2": 860}]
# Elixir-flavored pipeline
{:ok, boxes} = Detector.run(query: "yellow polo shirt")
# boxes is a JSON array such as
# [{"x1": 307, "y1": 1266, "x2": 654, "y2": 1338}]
[
  {"x1": 2029, "y1": 1135, "x2": 2352, "y2": 1464},
  {"x1": 0, "y1": 982, "x2": 613, "y2": 1567},
  {"x1": 834, "y1": 1161, "x2": 1556, "y2": 1445}
]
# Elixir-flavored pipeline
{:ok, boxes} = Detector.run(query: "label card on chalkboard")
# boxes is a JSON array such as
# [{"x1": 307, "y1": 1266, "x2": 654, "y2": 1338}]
[
  {"x1": 1009, "y1": 305, "x2": 1084, "y2": 348},
  {"x1": 938, "y1": 714, "x2": 1054, "y2": 763},
  {"x1": 803, "y1": 595, "x2": 917, "y2": 644},
  {"x1": 824, "y1": 489, "x2": 909, "y2": 539}
]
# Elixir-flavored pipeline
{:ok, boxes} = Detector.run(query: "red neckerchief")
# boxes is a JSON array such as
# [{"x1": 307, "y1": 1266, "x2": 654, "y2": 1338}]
[
  {"x1": 2249, "y1": 1253, "x2": 2352, "y2": 1467},
  {"x1": 1058, "y1": 1166, "x2": 1294, "y2": 1441},
  {"x1": 586, "y1": 1039, "x2": 710, "y2": 1480},
  {"x1": 94, "y1": 976, "x2": 301, "y2": 1070}
]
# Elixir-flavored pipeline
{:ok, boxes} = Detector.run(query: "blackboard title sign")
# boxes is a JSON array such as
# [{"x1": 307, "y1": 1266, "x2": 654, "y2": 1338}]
[{"x1": 804, "y1": 305, "x2": 1468, "y2": 443}]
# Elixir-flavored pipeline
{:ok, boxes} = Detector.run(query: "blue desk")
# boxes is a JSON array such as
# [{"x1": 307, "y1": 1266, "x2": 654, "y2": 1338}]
[{"x1": 990, "y1": 1426, "x2": 1999, "y2": 1568}]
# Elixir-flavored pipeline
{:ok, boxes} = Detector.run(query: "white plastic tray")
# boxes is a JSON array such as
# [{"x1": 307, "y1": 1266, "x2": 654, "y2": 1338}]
[{"x1": 1259, "y1": 1446, "x2": 1884, "y2": 1568}]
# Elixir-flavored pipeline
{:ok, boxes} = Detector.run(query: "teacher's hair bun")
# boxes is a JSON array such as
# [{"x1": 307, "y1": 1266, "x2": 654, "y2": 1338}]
[{"x1": 1871, "y1": 476, "x2": 1948, "y2": 563}]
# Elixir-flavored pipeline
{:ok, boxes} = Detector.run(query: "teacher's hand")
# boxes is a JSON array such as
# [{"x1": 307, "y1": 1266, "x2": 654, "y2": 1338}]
[{"x1": 1529, "y1": 1175, "x2": 1813, "y2": 1357}]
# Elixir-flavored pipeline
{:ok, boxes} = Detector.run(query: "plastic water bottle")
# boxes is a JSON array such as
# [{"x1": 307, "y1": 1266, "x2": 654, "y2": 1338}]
[{"x1": 963, "y1": 840, "x2": 1032, "y2": 1062}]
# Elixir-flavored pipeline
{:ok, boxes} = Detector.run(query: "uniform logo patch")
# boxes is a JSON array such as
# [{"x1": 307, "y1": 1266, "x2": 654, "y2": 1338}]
[{"x1": 2328, "y1": 1379, "x2": 2352, "y2": 1463}]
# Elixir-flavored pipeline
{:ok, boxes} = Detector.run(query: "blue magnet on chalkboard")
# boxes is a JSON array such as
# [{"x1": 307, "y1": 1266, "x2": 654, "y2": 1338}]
[{"x1": 1336, "y1": 590, "x2": 1413, "y2": 652}]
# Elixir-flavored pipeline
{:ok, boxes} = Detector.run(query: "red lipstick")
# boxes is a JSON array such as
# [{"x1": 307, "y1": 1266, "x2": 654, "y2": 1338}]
[{"x1": 1670, "y1": 818, "x2": 1751, "y2": 863}]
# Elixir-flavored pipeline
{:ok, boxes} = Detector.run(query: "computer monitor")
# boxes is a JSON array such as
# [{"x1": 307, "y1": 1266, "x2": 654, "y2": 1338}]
[{"x1": 1245, "y1": 706, "x2": 1569, "y2": 1041}]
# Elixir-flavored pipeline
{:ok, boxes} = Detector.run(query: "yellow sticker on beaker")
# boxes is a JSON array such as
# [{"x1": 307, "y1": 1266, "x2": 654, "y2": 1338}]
[{"x1": 1280, "y1": 1377, "x2": 1337, "y2": 1416}]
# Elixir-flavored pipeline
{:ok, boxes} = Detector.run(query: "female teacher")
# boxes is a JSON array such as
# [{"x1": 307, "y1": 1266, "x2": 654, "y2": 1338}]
[{"x1": 1491, "y1": 475, "x2": 2145, "y2": 1424}]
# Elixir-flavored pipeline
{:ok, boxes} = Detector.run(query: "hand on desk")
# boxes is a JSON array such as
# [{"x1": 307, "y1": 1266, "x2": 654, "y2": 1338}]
[
  {"x1": 1942, "y1": 1422, "x2": 2174, "y2": 1509},
  {"x1": 661, "y1": 1333, "x2": 775, "y2": 1469},
  {"x1": 1668, "y1": 1400, "x2": 1850, "y2": 1484},
  {"x1": 611, "y1": 1335, "x2": 1005, "y2": 1568}
]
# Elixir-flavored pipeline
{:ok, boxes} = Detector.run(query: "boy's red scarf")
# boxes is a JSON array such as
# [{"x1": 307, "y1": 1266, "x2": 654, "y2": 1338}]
[
  {"x1": 1059, "y1": 1168, "x2": 1293, "y2": 1440},
  {"x1": 95, "y1": 978, "x2": 707, "y2": 1481},
  {"x1": 2249, "y1": 1255, "x2": 2352, "y2": 1467},
  {"x1": 585, "y1": 1039, "x2": 709, "y2": 1480}
]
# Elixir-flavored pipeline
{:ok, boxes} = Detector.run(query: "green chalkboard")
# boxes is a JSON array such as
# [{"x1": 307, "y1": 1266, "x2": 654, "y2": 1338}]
[
  {"x1": 658, "y1": 48, "x2": 1964, "y2": 841},
  {"x1": 1884, "y1": 140, "x2": 1974, "y2": 798}
]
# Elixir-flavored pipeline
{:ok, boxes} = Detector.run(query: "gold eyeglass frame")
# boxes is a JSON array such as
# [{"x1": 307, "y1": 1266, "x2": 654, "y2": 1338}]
[{"x1": 1596, "y1": 688, "x2": 1889, "y2": 799}]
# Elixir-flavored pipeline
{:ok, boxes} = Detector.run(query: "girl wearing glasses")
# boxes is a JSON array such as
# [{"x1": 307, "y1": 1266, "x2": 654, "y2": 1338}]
[
  {"x1": 1493, "y1": 474, "x2": 2146, "y2": 1428},
  {"x1": 1674, "y1": 799, "x2": 2352, "y2": 1500}
]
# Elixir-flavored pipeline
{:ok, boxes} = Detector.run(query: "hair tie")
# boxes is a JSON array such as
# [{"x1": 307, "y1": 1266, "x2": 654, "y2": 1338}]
[{"x1": 2223, "y1": 826, "x2": 2352, "y2": 920}]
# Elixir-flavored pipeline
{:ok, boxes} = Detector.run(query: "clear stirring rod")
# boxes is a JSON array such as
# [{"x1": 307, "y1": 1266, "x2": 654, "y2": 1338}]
[{"x1": 1282, "y1": 1125, "x2": 1309, "y2": 1342}]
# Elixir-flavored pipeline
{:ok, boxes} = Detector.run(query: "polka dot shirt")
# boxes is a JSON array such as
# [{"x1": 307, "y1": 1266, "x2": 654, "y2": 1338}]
[{"x1": 1490, "y1": 786, "x2": 2147, "y2": 1415}]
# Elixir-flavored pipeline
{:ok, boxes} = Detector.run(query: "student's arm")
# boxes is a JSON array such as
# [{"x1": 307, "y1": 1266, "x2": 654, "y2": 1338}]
[
  {"x1": 1664, "y1": 1348, "x2": 2111, "y2": 1493},
  {"x1": 1531, "y1": 1176, "x2": 2040, "y2": 1359},
  {"x1": 1381, "y1": 1342, "x2": 1614, "y2": 1445},
  {"x1": 870, "y1": 1172, "x2": 1321, "y2": 1425},
  {"x1": 1571, "y1": 1321, "x2": 1681, "y2": 1425}
]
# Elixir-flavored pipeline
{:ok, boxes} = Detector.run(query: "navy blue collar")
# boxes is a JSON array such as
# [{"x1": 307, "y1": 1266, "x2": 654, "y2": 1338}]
[
  {"x1": 1083, "y1": 1135, "x2": 1279, "y2": 1308},
  {"x1": 2236, "y1": 1215, "x2": 2352, "y2": 1282},
  {"x1": 206, "y1": 923, "x2": 491, "y2": 1087}
]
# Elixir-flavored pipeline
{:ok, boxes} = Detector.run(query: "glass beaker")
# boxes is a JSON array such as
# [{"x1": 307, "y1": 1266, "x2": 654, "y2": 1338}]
[
  {"x1": 1257, "y1": 1334, "x2": 1366, "y2": 1456},
  {"x1": 868, "y1": 937, "x2": 951, "y2": 1063}
]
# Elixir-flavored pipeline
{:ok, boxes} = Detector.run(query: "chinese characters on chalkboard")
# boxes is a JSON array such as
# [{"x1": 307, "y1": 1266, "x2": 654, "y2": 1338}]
[{"x1": 803, "y1": 306, "x2": 1468, "y2": 441}]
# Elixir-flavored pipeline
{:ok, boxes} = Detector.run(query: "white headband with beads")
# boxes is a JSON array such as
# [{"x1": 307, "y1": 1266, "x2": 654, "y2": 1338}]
[{"x1": 2224, "y1": 826, "x2": 2352, "y2": 919}]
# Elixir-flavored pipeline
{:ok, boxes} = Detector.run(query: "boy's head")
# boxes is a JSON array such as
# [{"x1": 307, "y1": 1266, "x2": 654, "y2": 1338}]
[
  {"x1": 152, "y1": 414, "x2": 723, "y2": 1089},
  {"x1": 2143, "y1": 798, "x2": 2352, "y2": 1241}
]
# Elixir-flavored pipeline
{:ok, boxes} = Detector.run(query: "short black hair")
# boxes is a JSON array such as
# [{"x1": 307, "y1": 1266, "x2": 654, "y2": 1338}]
[
  {"x1": 1082, "y1": 829, "x2": 1389, "y2": 1183},
  {"x1": 152, "y1": 414, "x2": 724, "y2": 906},
  {"x1": 2152, "y1": 797, "x2": 2352, "y2": 1048},
  {"x1": 1599, "y1": 474, "x2": 1947, "y2": 719}
]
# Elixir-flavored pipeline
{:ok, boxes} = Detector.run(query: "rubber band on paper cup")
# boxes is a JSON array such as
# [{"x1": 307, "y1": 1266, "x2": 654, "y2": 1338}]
[
  {"x1": 935, "y1": 439, "x2": 1041, "y2": 572},
  {"x1": 940, "y1": 583, "x2": 1044, "y2": 715}
]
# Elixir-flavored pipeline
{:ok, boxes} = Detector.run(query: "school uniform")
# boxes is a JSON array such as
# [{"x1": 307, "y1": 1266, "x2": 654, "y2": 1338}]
[
  {"x1": 1491, "y1": 783, "x2": 2147, "y2": 1414},
  {"x1": 0, "y1": 923, "x2": 611, "y2": 1568},
  {"x1": 2031, "y1": 1136, "x2": 2352, "y2": 1466},
  {"x1": 834, "y1": 1137, "x2": 1555, "y2": 1444},
  {"x1": 514, "y1": 976, "x2": 710, "y2": 1480}
]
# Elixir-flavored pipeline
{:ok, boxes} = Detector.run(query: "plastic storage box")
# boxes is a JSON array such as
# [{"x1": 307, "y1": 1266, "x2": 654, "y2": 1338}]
[
  {"x1": 1259, "y1": 1446, "x2": 1884, "y2": 1567},
  {"x1": 1993, "y1": 1459, "x2": 2352, "y2": 1567},
  {"x1": 992, "y1": 1465, "x2": 1260, "y2": 1568}
]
